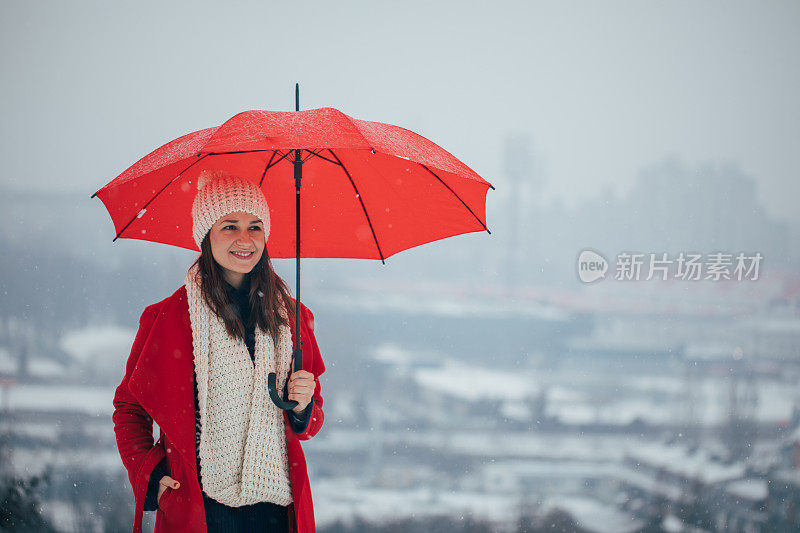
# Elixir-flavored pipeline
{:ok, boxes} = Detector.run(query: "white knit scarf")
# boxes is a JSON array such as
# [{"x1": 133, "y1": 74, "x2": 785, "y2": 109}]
[{"x1": 185, "y1": 262, "x2": 294, "y2": 507}]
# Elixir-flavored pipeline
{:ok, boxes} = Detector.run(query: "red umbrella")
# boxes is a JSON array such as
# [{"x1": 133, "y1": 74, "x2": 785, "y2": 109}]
[{"x1": 93, "y1": 85, "x2": 494, "y2": 409}]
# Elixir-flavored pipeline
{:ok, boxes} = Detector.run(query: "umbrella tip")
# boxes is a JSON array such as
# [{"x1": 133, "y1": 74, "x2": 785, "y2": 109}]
[
  {"x1": 90, "y1": 192, "x2": 97, "y2": 199},
  {"x1": 489, "y1": 184, "x2": 496, "y2": 190},
  {"x1": 486, "y1": 228, "x2": 492, "y2": 235}
]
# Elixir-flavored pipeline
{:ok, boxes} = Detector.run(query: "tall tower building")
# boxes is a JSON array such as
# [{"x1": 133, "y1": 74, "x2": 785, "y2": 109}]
[{"x1": 503, "y1": 134, "x2": 535, "y2": 289}]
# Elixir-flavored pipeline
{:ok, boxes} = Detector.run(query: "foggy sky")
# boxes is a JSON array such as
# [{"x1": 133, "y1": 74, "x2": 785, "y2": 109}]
[{"x1": 1, "y1": 0, "x2": 798, "y2": 223}]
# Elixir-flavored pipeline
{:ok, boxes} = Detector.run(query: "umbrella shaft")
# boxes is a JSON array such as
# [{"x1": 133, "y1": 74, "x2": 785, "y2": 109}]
[
  {"x1": 292, "y1": 83, "x2": 303, "y2": 376},
  {"x1": 294, "y1": 148, "x2": 303, "y2": 370}
]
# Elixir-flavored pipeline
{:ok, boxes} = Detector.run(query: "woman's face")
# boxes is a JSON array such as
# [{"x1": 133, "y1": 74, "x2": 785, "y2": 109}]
[{"x1": 208, "y1": 211, "x2": 266, "y2": 288}]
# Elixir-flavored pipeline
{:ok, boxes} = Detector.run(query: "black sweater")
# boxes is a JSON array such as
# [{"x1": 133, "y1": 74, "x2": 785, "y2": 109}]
[{"x1": 144, "y1": 275, "x2": 313, "y2": 511}]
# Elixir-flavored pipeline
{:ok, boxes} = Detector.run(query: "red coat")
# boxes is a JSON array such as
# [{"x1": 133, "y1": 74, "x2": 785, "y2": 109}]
[{"x1": 112, "y1": 285, "x2": 326, "y2": 533}]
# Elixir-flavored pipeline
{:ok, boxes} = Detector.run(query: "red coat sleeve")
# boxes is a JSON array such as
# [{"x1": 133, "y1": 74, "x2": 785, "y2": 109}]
[
  {"x1": 112, "y1": 305, "x2": 167, "y2": 533},
  {"x1": 293, "y1": 303, "x2": 326, "y2": 441}
]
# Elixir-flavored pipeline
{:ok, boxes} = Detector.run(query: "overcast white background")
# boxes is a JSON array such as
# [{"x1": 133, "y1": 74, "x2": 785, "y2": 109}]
[{"x1": 2, "y1": 0, "x2": 798, "y2": 223}]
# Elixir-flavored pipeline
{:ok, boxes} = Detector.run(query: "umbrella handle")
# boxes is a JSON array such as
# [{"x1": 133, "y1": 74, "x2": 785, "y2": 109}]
[{"x1": 268, "y1": 372, "x2": 299, "y2": 411}]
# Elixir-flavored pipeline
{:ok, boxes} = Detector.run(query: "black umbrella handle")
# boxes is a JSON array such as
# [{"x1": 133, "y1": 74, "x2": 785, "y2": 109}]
[
  {"x1": 268, "y1": 371, "x2": 299, "y2": 411},
  {"x1": 267, "y1": 346, "x2": 304, "y2": 410}
]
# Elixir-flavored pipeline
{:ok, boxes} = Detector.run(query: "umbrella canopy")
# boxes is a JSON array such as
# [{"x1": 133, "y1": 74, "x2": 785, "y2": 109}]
[
  {"x1": 93, "y1": 100, "x2": 493, "y2": 410},
  {"x1": 92, "y1": 107, "x2": 493, "y2": 261}
]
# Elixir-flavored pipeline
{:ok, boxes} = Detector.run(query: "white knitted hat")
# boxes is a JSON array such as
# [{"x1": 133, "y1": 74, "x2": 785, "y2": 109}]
[{"x1": 191, "y1": 170, "x2": 271, "y2": 249}]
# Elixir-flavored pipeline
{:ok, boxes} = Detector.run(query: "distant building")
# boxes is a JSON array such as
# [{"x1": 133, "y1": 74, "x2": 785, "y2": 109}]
[
  {"x1": 612, "y1": 442, "x2": 746, "y2": 531},
  {"x1": 766, "y1": 427, "x2": 800, "y2": 531},
  {"x1": 712, "y1": 478, "x2": 768, "y2": 531},
  {"x1": 767, "y1": 470, "x2": 800, "y2": 532},
  {"x1": 741, "y1": 317, "x2": 800, "y2": 362}
]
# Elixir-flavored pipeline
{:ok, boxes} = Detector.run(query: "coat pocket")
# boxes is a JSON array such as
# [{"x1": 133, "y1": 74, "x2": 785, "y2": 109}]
[
  {"x1": 157, "y1": 485, "x2": 174, "y2": 510},
  {"x1": 159, "y1": 442, "x2": 183, "y2": 513}
]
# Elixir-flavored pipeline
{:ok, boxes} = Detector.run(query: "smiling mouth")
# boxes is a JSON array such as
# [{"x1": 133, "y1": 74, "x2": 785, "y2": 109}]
[{"x1": 231, "y1": 251, "x2": 254, "y2": 259}]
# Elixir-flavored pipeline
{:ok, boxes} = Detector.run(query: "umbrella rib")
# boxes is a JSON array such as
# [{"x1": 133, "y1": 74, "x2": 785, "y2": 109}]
[
  {"x1": 113, "y1": 153, "x2": 212, "y2": 242},
  {"x1": 258, "y1": 150, "x2": 278, "y2": 187},
  {"x1": 204, "y1": 149, "x2": 268, "y2": 156},
  {"x1": 419, "y1": 163, "x2": 492, "y2": 234},
  {"x1": 267, "y1": 150, "x2": 293, "y2": 169},
  {"x1": 301, "y1": 149, "x2": 319, "y2": 164},
  {"x1": 327, "y1": 149, "x2": 386, "y2": 264},
  {"x1": 302, "y1": 149, "x2": 340, "y2": 166},
  {"x1": 202, "y1": 149, "x2": 291, "y2": 170}
]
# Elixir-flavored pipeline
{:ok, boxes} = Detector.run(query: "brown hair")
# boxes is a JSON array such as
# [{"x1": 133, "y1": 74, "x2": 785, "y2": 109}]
[{"x1": 189, "y1": 234, "x2": 297, "y2": 343}]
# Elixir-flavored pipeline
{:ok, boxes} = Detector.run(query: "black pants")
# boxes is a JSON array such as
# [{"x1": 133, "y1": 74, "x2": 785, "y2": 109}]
[{"x1": 202, "y1": 492, "x2": 289, "y2": 532}]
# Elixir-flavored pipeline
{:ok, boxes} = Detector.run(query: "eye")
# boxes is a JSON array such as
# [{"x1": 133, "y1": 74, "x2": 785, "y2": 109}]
[
  {"x1": 223, "y1": 225, "x2": 236, "y2": 230},
  {"x1": 250, "y1": 226, "x2": 262, "y2": 231}
]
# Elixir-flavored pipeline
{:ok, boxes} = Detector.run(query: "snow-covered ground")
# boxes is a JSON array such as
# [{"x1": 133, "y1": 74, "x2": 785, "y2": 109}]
[
  {"x1": 2, "y1": 384, "x2": 115, "y2": 415},
  {"x1": 312, "y1": 477, "x2": 520, "y2": 531},
  {"x1": 541, "y1": 495, "x2": 644, "y2": 533},
  {"x1": 60, "y1": 324, "x2": 134, "y2": 366},
  {"x1": 414, "y1": 358, "x2": 534, "y2": 402},
  {"x1": 725, "y1": 478, "x2": 768, "y2": 502}
]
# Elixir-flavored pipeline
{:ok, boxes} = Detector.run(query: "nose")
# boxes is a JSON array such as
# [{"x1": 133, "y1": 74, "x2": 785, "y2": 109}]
[{"x1": 235, "y1": 229, "x2": 253, "y2": 246}]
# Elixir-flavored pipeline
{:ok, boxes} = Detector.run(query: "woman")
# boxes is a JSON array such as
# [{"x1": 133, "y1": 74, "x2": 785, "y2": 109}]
[{"x1": 113, "y1": 170, "x2": 326, "y2": 533}]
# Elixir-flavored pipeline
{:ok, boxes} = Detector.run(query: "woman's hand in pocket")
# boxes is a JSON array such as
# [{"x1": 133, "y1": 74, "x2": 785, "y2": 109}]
[{"x1": 157, "y1": 475, "x2": 180, "y2": 506}]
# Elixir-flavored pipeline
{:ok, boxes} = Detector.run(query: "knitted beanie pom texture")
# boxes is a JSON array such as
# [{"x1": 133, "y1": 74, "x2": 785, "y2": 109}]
[{"x1": 191, "y1": 169, "x2": 272, "y2": 250}]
